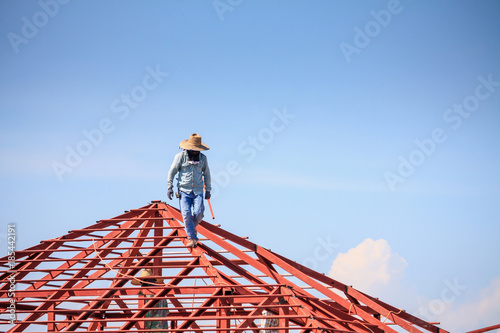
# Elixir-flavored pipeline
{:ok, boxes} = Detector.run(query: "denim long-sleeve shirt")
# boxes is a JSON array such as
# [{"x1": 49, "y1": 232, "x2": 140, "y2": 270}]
[{"x1": 167, "y1": 151, "x2": 211, "y2": 195}]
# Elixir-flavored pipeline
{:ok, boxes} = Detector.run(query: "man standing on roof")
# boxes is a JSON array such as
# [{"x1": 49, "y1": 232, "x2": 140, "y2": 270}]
[{"x1": 167, "y1": 133, "x2": 211, "y2": 248}]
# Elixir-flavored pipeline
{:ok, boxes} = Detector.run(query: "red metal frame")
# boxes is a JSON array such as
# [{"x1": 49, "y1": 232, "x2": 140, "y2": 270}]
[{"x1": 1, "y1": 201, "x2": 450, "y2": 333}]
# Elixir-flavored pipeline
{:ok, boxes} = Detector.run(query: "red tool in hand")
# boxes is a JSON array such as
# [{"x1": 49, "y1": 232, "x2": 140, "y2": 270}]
[
  {"x1": 204, "y1": 180, "x2": 215, "y2": 219},
  {"x1": 207, "y1": 198, "x2": 215, "y2": 219}
]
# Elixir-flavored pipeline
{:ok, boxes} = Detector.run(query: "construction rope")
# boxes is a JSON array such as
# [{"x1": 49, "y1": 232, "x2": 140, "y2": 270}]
[
  {"x1": 347, "y1": 303, "x2": 374, "y2": 333},
  {"x1": 382, "y1": 308, "x2": 403, "y2": 323}
]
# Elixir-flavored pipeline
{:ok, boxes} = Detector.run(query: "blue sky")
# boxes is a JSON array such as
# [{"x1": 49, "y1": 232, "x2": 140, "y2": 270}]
[{"x1": 1, "y1": 1, "x2": 499, "y2": 331}]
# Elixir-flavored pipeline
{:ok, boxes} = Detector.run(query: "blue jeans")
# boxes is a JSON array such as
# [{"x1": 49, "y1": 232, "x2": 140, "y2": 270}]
[{"x1": 179, "y1": 191, "x2": 204, "y2": 241}]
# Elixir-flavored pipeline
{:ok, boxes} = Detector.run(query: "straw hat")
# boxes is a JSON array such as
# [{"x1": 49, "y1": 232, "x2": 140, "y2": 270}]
[
  {"x1": 179, "y1": 133, "x2": 209, "y2": 151},
  {"x1": 131, "y1": 269, "x2": 164, "y2": 285}
]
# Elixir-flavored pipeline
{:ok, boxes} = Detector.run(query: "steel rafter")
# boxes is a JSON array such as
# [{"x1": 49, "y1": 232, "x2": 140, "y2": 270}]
[{"x1": 0, "y1": 201, "x2": 449, "y2": 333}]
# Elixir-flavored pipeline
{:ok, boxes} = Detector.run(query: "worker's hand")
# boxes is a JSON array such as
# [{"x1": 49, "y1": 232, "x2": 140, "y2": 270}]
[
  {"x1": 167, "y1": 189, "x2": 174, "y2": 200},
  {"x1": 205, "y1": 191, "x2": 211, "y2": 200}
]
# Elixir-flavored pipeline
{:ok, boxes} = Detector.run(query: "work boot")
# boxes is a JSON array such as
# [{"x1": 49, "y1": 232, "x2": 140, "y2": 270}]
[{"x1": 186, "y1": 239, "x2": 197, "y2": 248}]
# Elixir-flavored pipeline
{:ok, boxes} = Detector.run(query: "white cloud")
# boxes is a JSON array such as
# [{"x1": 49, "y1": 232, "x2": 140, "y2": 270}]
[
  {"x1": 328, "y1": 238, "x2": 500, "y2": 333},
  {"x1": 328, "y1": 238, "x2": 408, "y2": 296},
  {"x1": 426, "y1": 277, "x2": 500, "y2": 333}
]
